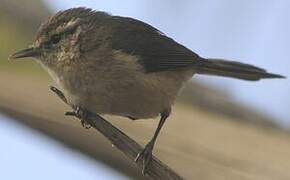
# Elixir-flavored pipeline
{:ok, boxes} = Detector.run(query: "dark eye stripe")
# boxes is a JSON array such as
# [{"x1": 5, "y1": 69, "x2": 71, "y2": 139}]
[
  {"x1": 49, "y1": 25, "x2": 78, "y2": 44},
  {"x1": 42, "y1": 24, "x2": 79, "y2": 48},
  {"x1": 50, "y1": 34, "x2": 61, "y2": 44}
]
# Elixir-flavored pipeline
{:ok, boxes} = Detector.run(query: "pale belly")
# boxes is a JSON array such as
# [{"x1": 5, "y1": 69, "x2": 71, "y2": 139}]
[
  {"x1": 41, "y1": 55, "x2": 194, "y2": 119},
  {"x1": 63, "y1": 76, "x2": 173, "y2": 119},
  {"x1": 60, "y1": 69, "x2": 194, "y2": 119}
]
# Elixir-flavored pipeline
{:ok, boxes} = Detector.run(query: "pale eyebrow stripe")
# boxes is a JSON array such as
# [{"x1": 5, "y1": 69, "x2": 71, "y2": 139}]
[{"x1": 56, "y1": 18, "x2": 82, "y2": 35}]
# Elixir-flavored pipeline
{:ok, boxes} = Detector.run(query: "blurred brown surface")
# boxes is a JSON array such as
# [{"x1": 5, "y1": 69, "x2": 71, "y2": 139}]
[{"x1": 1, "y1": 71, "x2": 290, "y2": 180}]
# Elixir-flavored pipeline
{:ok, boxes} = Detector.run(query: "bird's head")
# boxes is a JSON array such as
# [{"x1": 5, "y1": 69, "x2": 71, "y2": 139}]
[{"x1": 10, "y1": 7, "x2": 109, "y2": 67}]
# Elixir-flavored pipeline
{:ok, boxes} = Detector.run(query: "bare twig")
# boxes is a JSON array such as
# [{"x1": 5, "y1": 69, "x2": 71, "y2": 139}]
[{"x1": 50, "y1": 86, "x2": 184, "y2": 180}]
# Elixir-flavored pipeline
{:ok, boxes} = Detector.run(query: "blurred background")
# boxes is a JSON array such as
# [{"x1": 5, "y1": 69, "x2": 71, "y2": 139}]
[{"x1": 0, "y1": 0, "x2": 289, "y2": 179}]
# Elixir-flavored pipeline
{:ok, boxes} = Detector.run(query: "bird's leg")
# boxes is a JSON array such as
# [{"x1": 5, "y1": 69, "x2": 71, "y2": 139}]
[
  {"x1": 65, "y1": 106, "x2": 91, "y2": 129},
  {"x1": 50, "y1": 86, "x2": 91, "y2": 129},
  {"x1": 135, "y1": 109, "x2": 170, "y2": 175}
]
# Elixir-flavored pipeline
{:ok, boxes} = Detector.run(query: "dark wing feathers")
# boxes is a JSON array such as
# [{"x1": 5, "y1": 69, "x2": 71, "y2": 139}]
[
  {"x1": 110, "y1": 16, "x2": 199, "y2": 73},
  {"x1": 40, "y1": 8, "x2": 199, "y2": 73}
]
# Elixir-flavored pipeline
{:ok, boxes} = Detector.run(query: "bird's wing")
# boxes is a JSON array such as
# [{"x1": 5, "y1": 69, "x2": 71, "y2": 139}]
[{"x1": 110, "y1": 16, "x2": 200, "y2": 73}]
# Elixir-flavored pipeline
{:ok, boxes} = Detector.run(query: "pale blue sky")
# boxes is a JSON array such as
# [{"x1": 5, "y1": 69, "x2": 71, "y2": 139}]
[
  {"x1": 0, "y1": 114, "x2": 128, "y2": 180},
  {"x1": 45, "y1": 0, "x2": 289, "y2": 126}
]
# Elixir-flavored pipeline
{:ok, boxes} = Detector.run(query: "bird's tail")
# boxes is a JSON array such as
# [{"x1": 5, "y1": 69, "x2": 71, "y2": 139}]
[{"x1": 195, "y1": 58, "x2": 285, "y2": 81}]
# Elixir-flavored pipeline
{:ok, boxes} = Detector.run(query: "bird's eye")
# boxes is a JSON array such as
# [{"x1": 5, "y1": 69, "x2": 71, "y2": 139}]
[{"x1": 50, "y1": 34, "x2": 61, "y2": 44}]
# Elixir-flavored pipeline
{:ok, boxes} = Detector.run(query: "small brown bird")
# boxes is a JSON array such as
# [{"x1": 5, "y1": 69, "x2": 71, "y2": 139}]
[{"x1": 10, "y1": 7, "x2": 284, "y2": 174}]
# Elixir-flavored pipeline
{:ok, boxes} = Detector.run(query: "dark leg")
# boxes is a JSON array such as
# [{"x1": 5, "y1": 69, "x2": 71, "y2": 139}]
[
  {"x1": 49, "y1": 87, "x2": 91, "y2": 129},
  {"x1": 65, "y1": 106, "x2": 91, "y2": 129},
  {"x1": 135, "y1": 109, "x2": 171, "y2": 175}
]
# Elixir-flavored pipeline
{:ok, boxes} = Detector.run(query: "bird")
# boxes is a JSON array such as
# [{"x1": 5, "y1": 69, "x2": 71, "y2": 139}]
[{"x1": 10, "y1": 7, "x2": 285, "y2": 174}]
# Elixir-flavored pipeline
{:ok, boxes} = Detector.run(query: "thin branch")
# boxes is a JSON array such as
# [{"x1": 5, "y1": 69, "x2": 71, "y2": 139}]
[{"x1": 50, "y1": 86, "x2": 184, "y2": 180}]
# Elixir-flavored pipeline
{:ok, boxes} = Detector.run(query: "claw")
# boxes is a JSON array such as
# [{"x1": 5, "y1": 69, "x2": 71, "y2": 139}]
[
  {"x1": 135, "y1": 142, "x2": 154, "y2": 175},
  {"x1": 65, "y1": 106, "x2": 91, "y2": 129},
  {"x1": 81, "y1": 119, "x2": 91, "y2": 129}
]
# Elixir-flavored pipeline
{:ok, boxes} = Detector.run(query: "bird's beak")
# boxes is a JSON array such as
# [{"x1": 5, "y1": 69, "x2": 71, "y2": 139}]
[{"x1": 9, "y1": 47, "x2": 40, "y2": 60}]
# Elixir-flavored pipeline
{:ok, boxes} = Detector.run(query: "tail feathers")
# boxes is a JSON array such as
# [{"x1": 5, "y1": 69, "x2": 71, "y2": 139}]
[{"x1": 196, "y1": 58, "x2": 285, "y2": 81}]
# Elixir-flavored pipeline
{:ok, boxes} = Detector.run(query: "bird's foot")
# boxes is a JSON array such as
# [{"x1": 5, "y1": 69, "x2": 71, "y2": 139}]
[
  {"x1": 135, "y1": 141, "x2": 154, "y2": 175},
  {"x1": 65, "y1": 106, "x2": 91, "y2": 129}
]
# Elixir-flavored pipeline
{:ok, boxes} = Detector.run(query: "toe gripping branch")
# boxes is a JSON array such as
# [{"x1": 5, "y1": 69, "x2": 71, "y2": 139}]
[{"x1": 49, "y1": 86, "x2": 184, "y2": 180}]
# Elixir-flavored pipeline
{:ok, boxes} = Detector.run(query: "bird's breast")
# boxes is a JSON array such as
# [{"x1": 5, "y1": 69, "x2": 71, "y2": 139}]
[{"x1": 41, "y1": 50, "x2": 194, "y2": 119}]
